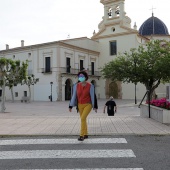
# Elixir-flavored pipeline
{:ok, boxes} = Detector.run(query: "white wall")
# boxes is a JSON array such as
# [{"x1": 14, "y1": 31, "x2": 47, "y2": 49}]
[
  {"x1": 2, "y1": 45, "x2": 58, "y2": 101},
  {"x1": 62, "y1": 38, "x2": 99, "y2": 52},
  {"x1": 122, "y1": 82, "x2": 146, "y2": 100},
  {"x1": 98, "y1": 33, "x2": 143, "y2": 99}
]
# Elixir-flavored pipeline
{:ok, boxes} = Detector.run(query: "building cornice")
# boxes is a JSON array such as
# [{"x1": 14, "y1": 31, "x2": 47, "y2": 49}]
[
  {"x1": 92, "y1": 21, "x2": 138, "y2": 40},
  {"x1": 58, "y1": 42, "x2": 100, "y2": 56},
  {"x1": 92, "y1": 31, "x2": 138, "y2": 40},
  {"x1": 0, "y1": 39, "x2": 100, "y2": 56},
  {"x1": 92, "y1": 21, "x2": 121, "y2": 39},
  {"x1": 148, "y1": 34, "x2": 170, "y2": 38},
  {"x1": 136, "y1": 34, "x2": 150, "y2": 41}
]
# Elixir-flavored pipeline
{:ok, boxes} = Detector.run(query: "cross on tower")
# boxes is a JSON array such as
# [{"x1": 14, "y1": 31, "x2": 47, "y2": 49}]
[
  {"x1": 149, "y1": 6, "x2": 156, "y2": 34},
  {"x1": 149, "y1": 6, "x2": 156, "y2": 16}
]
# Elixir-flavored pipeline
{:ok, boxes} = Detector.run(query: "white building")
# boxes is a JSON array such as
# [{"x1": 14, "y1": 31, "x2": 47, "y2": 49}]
[
  {"x1": 0, "y1": 38, "x2": 100, "y2": 101},
  {"x1": 0, "y1": 0, "x2": 170, "y2": 102}
]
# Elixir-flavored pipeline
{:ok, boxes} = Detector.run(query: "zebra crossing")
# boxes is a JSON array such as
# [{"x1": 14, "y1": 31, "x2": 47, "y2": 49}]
[
  {"x1": 0, "y1": 137, "x2": 144, "y2": 169},
  {"x1": 15, "y1": 169, "x2": 144, "y2": 170}
]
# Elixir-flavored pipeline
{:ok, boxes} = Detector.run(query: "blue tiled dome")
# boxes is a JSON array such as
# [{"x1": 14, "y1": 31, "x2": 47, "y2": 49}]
[{"x1": 139, "y1": 15, "x2": 169, "y2": 36}]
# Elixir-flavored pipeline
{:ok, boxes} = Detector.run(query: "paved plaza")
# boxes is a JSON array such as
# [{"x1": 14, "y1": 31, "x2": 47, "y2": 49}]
[{"x1": 0, "y1": 99, "x2": 170, "y2": 136}]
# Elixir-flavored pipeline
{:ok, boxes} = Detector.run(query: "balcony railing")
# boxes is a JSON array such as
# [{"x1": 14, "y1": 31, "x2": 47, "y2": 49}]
[
  {"x1": 60, "y1": 67, "x2": 101, "y2": 77},
  {"x1": 41, "y1": 68, "x2": 52, "y2": 73}
]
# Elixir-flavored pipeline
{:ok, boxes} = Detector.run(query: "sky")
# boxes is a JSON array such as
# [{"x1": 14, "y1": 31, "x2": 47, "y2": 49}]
[{"x1": 0, "y1": 0, "x2": 170, "y2": 50}]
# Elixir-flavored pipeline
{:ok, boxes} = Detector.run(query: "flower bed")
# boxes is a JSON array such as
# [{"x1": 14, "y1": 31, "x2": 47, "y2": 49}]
[
  {"x1": 140, "y1": 99, "x2": 170, "y2": 124},
  {"x1": 146, "y1": 98, "x2": 170, "y2": 110}
]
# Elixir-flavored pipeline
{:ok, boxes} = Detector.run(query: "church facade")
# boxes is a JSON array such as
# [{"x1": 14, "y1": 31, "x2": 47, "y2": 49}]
[{"x1": 0, "y1": 0, "x2": 170, "y2": 102}]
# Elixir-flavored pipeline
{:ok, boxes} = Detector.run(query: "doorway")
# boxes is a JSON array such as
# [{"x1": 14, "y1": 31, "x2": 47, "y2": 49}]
[
  {"x1": 65, "y1": 79, "x2": 72, "y2": 100},
  {"x1": 109, "y1": 82, "x2": 118, "y2": 99}
]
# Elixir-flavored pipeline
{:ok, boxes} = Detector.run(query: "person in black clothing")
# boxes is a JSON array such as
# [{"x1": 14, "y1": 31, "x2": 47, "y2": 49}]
[{"x1": 103, "y1": 96, "x2": 117, "y2": 116}]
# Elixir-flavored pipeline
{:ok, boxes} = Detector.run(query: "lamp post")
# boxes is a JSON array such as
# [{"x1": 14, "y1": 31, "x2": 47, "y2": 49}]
[
  {"x1": 50, "y1": 82, "x2": 53, "y2": 102},
  {"x1": 169, "y1": 83, "x2": 170, "y2": 102},
  {"x1": 135, "y1": 83, "x2": 137, "y2": 104},
  {"x1": 134, "y1": 58, "x2": 137, "y2": 104}
]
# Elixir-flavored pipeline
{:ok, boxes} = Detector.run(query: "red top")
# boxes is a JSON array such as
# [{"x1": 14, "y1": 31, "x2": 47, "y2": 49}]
[{"x1": 77, "y1": 82, "x2": 91, "y2": 104}]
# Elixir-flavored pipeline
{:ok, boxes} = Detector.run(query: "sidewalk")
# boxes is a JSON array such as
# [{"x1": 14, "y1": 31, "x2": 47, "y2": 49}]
[{"x1": 0, "y1": 99, "x2": 170, "y2": 136}]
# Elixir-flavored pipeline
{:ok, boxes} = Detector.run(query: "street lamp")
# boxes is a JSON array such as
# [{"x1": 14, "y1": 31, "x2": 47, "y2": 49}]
[
  {"x1": 50, "y1": 82, "x2": 53, "y2": 102},
  {"x1": 134, "y1": 58, "x2": 137, "y2": 104},
  {"x1": 134, "y1": 83, "x2": 137, "y2": 104},
  {"x1": 148, "y1": 81, "x2": 151, "y2": 118}
]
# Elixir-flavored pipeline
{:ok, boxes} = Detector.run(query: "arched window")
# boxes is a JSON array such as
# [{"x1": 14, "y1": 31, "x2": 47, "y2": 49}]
[
  {"x1": 108, "y1": 8, "x2": 112, "y2": 18},
  {"x1": 115, "y1": 6, "x2": 120, "y2": 16}
]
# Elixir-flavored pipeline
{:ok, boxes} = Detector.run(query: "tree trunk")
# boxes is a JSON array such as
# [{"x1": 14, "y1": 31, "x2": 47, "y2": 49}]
[
  {"x1": 145, "y1": 86, "x2": 153, "y2": 102},
  {"x1": 11, "y1": 87, "x2": 14, "y2": 103},
  {"x1": 28, "y1": 85, "x2": 31, "y2": 103},
  {"x1": 145, "y1": 79, "x2": 161, "y2": 102},
  {"x1": 1, "y1": 77, "x2": 6, "y2": 113}
]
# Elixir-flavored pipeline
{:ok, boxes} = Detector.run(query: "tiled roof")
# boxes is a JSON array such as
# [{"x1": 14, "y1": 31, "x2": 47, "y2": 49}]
[{"x1": 139, "y1": 16, "x2": 169, "y2": 36}]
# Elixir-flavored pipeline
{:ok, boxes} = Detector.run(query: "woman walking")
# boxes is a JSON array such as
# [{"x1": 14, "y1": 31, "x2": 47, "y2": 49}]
[{"x1": 69, "y1": 71, "x2": 98, "y2": 141}]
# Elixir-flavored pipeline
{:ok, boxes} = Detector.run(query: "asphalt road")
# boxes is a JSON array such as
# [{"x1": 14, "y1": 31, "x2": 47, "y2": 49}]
[{"x1": 0, "y1": 135, "x2": 169, "y2": 170}]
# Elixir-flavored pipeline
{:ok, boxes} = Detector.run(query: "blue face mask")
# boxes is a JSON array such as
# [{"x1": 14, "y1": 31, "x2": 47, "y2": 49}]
[{"x1": 78, "y1": 77, "x2": 86, "y2": 82}]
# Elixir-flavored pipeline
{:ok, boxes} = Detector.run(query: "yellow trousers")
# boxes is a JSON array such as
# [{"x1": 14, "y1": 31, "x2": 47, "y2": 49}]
[{"x1": 78, "y1": 103, "x2": 92, "y2": 136}]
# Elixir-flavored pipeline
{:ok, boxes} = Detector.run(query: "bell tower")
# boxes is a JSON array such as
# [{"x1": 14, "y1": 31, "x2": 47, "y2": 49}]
[
  {"x1": 102, "y1": 0, "x2": 125, "y2": 20},
  {"x1": 98, "y1": 0, "x2": 131, "y2": 30}
]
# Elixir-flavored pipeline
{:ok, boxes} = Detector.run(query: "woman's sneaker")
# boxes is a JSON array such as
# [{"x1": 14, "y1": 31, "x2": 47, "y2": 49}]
[
  {"x1": 84, "y1": 135, "x2": 88, "y2": 139},
  {"x1": 78, "y1": 136, "x2": 84, "y2": 141}
]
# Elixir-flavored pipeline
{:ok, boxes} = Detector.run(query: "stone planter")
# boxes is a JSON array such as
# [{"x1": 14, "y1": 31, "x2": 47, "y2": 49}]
[{"x1": 140, "y1": 104, "x2": 170, "y2": 124}]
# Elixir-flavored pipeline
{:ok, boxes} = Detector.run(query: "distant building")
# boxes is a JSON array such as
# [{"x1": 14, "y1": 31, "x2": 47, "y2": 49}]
[{"x1": 0, "y1": 0, "x2": 170, "y2": 101}]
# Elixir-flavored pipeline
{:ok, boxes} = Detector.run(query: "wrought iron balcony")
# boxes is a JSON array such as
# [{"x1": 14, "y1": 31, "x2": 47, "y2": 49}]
[
  {"x1": 41, "y1": 68, "x2": 52, "y2": 74},
  {"x1": 60, "y1": 67, "x2": 101, "y2": 77}
]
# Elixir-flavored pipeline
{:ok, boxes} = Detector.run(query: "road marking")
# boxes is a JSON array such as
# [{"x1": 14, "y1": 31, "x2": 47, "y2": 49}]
[
  {"x1": 0, "y1": 138, "x2": 127, "y2": 145},
  {"x1": 17, "y1": 168, "x2": 144, "y2": 170},
  {"x1": 0, "y1": 149, "x2": 135, "y2": 159}
]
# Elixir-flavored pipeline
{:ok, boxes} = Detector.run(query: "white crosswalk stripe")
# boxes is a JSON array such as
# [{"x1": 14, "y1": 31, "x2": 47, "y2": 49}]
[
  {"x1": 0, "y1": 149, "x2": 135, "y2": 159},
  {"x1": 0, "y1": 138, "x2": 127, "y2": 145},
  {"x1": 19, "y1": 168, "x2": 143, "y2": 170},
  {"x1": 0, "y1": 138, "x2": 144, "y2": 170}
]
